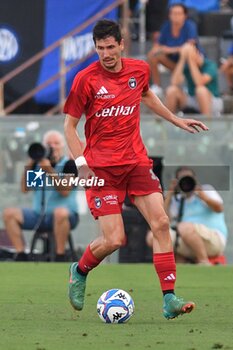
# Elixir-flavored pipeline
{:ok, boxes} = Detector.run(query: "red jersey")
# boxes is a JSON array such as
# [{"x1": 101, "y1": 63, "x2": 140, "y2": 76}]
[{"x1": 64, "y1": 58, "x2": 150, "y2": 167}]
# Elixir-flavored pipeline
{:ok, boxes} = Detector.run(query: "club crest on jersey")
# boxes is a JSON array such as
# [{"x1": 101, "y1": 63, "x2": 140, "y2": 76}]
[
  {"x1": 128, "y1": 77, "x2": 137, "y2": 89},
  {"x1": 95, "y1": 197, "x2": 102, "y2": 208}
]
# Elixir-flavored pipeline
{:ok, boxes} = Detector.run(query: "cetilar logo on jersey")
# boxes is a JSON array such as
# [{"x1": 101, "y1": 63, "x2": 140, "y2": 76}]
[
  {"x1": 95, "y1": 86, "x2": 115, "y2": 99},
  {"x1": 26, "y1": 168, "x2": 45, "y2": 188},
  {"x1": 96, "y1": 104, "x2": 136, "y2": 117}
]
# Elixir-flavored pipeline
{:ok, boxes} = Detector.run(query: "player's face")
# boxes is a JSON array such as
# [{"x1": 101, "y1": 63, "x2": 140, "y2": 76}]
[{"x1": 95, "y1": 36, "x2": 124, "y2": 72}]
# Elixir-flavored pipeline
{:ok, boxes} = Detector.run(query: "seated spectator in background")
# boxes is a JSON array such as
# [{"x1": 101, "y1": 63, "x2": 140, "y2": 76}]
[
  {"x1": 220, "y1": 42, "x2": 233, "y2": 95},
  {"x1": 147, "y1": 3, "x2": 201, "y2": 98},
  {"x1": 165, "y1": 43, "x2": 223, "y2": 118},
  {"x1": 146, "y1": 0, "x2": 169, "y2": 43},
  {"x1": 147, "y1": 166, "x2": 228, "y2": 264},
  {"x1": 3, "y1": 130, "x2": 79, "y2": 262}
]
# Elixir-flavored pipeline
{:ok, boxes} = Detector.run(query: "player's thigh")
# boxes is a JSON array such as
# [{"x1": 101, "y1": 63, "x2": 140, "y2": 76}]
[
  {"x1": 133, "y1": 192, "x2": 168, "y2": 227},
  {"x1": 98, "y1": 213, "x2": 125, "y2": 243}
]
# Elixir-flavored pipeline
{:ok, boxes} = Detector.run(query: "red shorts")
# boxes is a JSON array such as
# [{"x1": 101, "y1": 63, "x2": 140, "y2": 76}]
[{"x1": 85, "y1": 159, "x2": 162, "y2": 219}]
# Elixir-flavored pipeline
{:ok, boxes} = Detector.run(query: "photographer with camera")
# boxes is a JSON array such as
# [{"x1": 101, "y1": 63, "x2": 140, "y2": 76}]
[
  {"x1": 3, "y1": 130, "x2": 79, "y2": 262},
  {"x1": 163, "y1": 166, "x2": 228, "y2": 264}
]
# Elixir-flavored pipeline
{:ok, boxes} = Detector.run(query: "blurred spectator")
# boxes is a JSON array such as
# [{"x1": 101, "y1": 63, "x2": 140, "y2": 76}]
[
  {"x1": 146, "y1": 0, "x2": 169, "y2": 42},
  {"x1": 165, "y1": 43, "x2": 223, "y2": 118},
  {"x1": 147, "y1": 166, "x2": 228, "y2": 264},
  {"x1": 220, "y1": 43, "x2": 233, "y2": 95},
  {"x1": 147, "y1": 3, "x2": 200, "y2": 98},
  {"x1": 2, "y1": 130, "x2": 79, "y2": 262}
]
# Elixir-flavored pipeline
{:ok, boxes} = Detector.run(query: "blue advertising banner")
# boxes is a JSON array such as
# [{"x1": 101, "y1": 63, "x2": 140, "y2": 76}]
[
  {"x1": 0, "y1": 0, "x2": 117, "y2": 109},
  {"x1": 35, "y1": 0, "x2": 117, "y2": 104}
]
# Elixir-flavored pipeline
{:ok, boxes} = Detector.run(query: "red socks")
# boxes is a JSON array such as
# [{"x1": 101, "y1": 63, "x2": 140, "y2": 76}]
[
  {"x1": 78, "y1": 245, "x2": 102, "y2": 274},
  {"x1": 153, "y1": 252, "x2": 176, "y2": 292}
]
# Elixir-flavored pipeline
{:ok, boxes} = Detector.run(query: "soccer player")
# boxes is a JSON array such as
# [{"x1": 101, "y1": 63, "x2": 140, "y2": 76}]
[{"x1": 64, "y1": 19, "x2": 208, "y2": 319}]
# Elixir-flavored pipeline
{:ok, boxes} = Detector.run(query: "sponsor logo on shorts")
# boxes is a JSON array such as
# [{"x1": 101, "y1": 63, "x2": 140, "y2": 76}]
[
  {"x1": 103, "y1": 194, "x2": 118, "y2": 205},
  {"x1": 95, "y1": 197, "x2": 102, "y2": 208},
  {"x1": 128, "y1": 77, "x2": 137, "y2": 89}
]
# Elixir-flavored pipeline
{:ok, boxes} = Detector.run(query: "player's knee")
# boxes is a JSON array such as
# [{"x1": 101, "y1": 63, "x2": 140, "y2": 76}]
[
  {"x1": 105, "y1": 236, "x2": 125, "y2": 252},
  {"x1": 150, "y1": 215, "x2": 170, "y2": 236}
]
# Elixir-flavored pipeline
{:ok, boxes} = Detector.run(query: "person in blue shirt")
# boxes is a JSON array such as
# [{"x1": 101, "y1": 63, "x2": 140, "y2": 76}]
[
  {"x1": 3, "y1": 130, "x2": 79, "y2": 262},
  {"x1": 164, "y1": 166, "x2": 228, "y2": 264},
  {"x1": 165, "y1": 43, "x2": 223, "y2": 117},
  {"x1": 147, "y1": 2, "x2": 200, "y2": 98}
]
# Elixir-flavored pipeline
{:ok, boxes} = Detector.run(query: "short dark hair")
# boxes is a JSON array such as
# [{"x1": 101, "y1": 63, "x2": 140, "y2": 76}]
[
  {"x1": 169, "y1": 3, "x2": 188, "y2": 15},
  {"x1": 93, "y1": 19, "x2": 122, "y2": 45}
]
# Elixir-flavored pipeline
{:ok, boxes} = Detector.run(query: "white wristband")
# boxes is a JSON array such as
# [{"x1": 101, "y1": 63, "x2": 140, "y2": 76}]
[{"x1": 75, "y1": 156, "x2": 87, "y2": 169}]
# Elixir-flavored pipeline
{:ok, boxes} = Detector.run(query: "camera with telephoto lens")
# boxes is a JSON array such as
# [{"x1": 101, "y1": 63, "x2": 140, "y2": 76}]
[
  {"x1": 176, "y1": 175, "x2": 196, "y2": 193},
  {"x1": 27, "y1": 142, "x2": 53, "y2": 162}
]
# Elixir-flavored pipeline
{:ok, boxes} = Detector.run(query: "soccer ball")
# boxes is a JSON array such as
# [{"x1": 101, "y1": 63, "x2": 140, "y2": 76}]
[{"x1": 97, "y1": 289, "x2": 135, "y2": 324}]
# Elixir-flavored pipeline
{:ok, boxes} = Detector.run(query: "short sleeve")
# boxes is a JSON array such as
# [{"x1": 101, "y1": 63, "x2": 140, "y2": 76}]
[{"x1": 63, "y1": 72, "x2": 89, "y2": 118}]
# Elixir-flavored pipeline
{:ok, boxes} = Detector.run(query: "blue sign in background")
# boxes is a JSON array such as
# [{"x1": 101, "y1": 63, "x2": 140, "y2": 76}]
[{"x1": 35, "y1": 0, "x2": 117, "y2": 104}]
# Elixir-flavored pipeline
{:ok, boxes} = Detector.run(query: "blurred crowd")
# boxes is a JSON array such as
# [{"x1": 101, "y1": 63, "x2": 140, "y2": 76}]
[{"x1": 125, "y1": 0, "x2": 233, "y2": 117}]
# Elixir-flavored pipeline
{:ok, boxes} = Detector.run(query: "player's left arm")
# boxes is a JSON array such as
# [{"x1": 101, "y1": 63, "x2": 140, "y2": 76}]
[{"x1": 141, "y1": 89, "x2": 209, "y2": 133}]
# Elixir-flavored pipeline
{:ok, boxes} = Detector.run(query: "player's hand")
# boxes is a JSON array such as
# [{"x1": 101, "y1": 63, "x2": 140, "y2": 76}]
[
  {"x1": 78, "y1": 165, "x2": 96, "y2": 188},
  {"x1": 174, "y1": 118, "x2": 209, "y2": 134}
]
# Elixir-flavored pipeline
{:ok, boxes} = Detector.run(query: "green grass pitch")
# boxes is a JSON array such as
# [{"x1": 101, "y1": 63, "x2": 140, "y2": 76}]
[{"x1": 0, "y1": 263, "x2": 232, "y2": 350}]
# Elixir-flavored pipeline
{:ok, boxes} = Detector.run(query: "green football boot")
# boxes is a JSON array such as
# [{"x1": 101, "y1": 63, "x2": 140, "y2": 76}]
[
  {"x1": 163, "y1": 293, "x2": 195, "y2": 320},
  {"x1": 68, "y1": 262, "x2": 86, "y2": 311}
]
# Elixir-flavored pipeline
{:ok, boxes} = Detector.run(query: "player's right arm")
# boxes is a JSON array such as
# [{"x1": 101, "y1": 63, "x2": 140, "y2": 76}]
[
  {"x1": 64, "y1": 114, "x2": 83, "y2": 159},
  {"x1": 64, "y1": 114, "x2": 95, "y2": 181}
]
